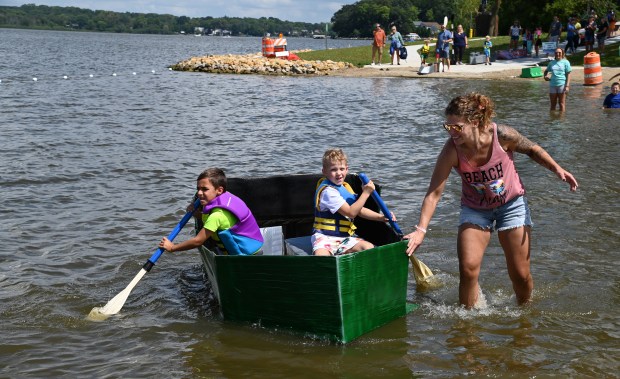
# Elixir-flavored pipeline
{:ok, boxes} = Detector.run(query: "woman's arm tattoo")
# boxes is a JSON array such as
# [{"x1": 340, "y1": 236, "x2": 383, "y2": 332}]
[
  {"x1": 497, "y1": 124, "x2": 537, "y2": 157},
  {"x1": 497, "y1": 124, "x2": 554, "y2": 169}
]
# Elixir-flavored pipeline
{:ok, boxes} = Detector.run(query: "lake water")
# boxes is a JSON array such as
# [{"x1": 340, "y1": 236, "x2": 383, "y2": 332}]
[{"x1": 1, "y1": 28, "x2": 618, "y2": 378}]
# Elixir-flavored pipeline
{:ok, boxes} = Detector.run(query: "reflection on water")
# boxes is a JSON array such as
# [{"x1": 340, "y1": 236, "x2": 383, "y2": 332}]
[
  {"x1": 0, "y1": 29, "x2": 619, "y2": 378},
  {"x1": 445, "y1": 318, "x2": 535, "y2": 376}
]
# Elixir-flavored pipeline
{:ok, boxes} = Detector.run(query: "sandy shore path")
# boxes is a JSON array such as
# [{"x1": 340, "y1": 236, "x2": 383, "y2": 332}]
[{"x1": 331, "y1": 35, "x2": 620, "y2": 83}]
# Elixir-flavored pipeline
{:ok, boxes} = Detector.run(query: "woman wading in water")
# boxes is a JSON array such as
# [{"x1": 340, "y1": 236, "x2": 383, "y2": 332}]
[{"x1": 405, "y1": 93, "x2": 578, "y2": 308}]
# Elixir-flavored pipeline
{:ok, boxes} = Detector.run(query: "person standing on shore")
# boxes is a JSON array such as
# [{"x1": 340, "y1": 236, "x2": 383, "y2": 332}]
[
  {"x1": 419, "y1": 39, "x2": 431, "y2": 65},
  {"x1": 596, "y1": 16, "x2": 609, "y2": 55},
  {"x1": 453, "y1": 25, "x2": 468, "y2": 65},
  {"x1": 584, "y1": 16, "x2": 597, "y2": 53},
  {"x1": 371, "y1": 23, "x2": 386, "y2": 66},
  {"x1": 607, "y1": 10, "x2": 616, "y2": 37},
  {"x1": 388, "y1": 25, "x2": 405, "y2": 65},
  {"x1": 565, "y1": 18, "x2": 577, "y2": 54},
  {"x1": 483, "y1": 35, "x2": 492, "y2": 65},
  {"x1": 534, "y1": 28, "x2": 543, "y2": 57},
  {"x1": 404, "y1": 92, "x2": 578, "y2": 309},
  {"x1": 436, "y1": 24, "x2": 453, "y2": 72},
  {"x1": 509, "y1": 20, "x2": 521, "y2": 50},
  {"x1": 548, "y1": 16, "x2": 563, "y2": 44},
  {"x1": 543, "y1": 48, "x2": 571, "y2": 112}
]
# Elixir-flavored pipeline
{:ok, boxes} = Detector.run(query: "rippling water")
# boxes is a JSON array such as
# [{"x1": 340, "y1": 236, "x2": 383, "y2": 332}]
[{"x1": 1, "y1": 29, "x2": 618, "y2": 378}]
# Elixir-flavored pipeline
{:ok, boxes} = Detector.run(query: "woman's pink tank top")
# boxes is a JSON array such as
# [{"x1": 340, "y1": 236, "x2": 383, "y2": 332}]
[{"x1": 454, "y1": 123, "x2": 525, "y2": 209}]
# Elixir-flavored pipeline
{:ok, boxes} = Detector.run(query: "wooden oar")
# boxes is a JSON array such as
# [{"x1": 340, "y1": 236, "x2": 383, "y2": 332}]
[
  {"x1": 358, "y1": 173, "x2": 434, "y2": 286},
  {"x1": 92, "y1": 198, "x2": 201, "y2": 317}
]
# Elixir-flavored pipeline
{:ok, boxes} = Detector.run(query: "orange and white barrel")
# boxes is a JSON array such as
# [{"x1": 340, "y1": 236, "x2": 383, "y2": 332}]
[
  {"x1": 262, "y1": 37, "x2": 275, "y2": 57},
  {"x1": 583, "y1": 52, "x2": 603, "y2": 86}
]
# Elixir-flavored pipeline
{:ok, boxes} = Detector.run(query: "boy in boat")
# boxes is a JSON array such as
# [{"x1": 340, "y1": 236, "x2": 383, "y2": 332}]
[
  {"x1": 312, "y1": 148, "x2": 390, "y2": 256},
  {"x1": 159, "y1": 168, "x2": 263, "y2": 255}
]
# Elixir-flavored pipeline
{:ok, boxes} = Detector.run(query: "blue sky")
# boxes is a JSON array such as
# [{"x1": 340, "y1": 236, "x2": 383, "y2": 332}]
[{"x1": 6, "y1": 1, "x2": 357, "y2": 23}]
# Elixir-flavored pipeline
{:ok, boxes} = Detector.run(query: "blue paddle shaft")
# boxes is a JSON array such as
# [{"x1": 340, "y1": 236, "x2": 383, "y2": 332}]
[
  {"x1": 358, "y1": 173, "x2": 404, "y2": 236},
  {"x1": 144, "y1": 198, "x2": 201, "y2": 270}
]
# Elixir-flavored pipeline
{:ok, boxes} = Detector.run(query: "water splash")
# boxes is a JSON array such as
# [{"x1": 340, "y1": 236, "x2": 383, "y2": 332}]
[{"x1": 86, "y1": 307, "x2": 112, "y2": 322}]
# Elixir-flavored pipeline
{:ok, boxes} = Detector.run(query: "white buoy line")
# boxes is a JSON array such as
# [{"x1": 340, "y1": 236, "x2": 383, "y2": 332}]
[{"x1": 0, "y1": 67, "x2": 174, "y2": 85}]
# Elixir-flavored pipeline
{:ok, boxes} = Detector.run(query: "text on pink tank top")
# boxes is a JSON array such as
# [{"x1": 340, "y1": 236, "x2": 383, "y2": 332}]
[{"x1": 454, "y1": 123, "x2": 525, "y2": 209}]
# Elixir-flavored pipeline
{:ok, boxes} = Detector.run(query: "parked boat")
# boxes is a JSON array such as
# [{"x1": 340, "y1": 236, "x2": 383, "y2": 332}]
[
  {"x1": 197, "y1": 173, "x2": 418, "y2": 343},
  {"x1": 312, "y1": 34, "x2": 326, "y2": 39}
]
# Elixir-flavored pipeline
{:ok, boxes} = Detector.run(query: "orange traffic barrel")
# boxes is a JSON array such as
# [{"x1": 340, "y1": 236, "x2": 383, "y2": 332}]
[
  {"x1": 583, "y1": 52, "x2": 603, "y2": 86},
  {"x1": 262, "y1": 37, "x2": 275, "y2": 57}
]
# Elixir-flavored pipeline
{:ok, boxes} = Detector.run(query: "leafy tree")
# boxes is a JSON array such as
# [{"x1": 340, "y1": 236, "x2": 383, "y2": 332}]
[{"x1": 451, "y1": 0, "x2": 480, "y2": 32}]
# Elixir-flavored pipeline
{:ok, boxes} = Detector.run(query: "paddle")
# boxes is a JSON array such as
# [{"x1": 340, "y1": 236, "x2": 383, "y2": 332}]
[
  {"x1": 358, "y1": 173, "x2": 434, "y2": 285},
  {"x1": 91, "y1": 198, "x2": 201, "y2": 317}
]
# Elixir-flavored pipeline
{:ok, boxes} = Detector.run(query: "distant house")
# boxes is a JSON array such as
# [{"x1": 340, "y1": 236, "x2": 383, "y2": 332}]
[
  {"x1": 209, "y1": 29, "x2": 232, "y2": 36},
  {"x1": 413, "y1": 21, "x2": 443, "y2": 34}
]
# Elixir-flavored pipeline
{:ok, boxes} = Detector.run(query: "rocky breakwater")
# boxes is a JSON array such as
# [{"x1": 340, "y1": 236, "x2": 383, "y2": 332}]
[{"x1": 170, "y1": 54, "x2": 355, "y2": 76}]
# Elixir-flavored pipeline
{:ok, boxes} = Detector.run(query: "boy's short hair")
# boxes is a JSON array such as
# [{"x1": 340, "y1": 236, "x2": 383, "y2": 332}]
[
  {"x1": 612, "y1": 82, "x2": 620, "y2": 87},
  {"x1": 322, "y1": 148, "x2": 348, "y2": 169},
  {"x1": 197, "y1": 167, "x2": 227, "y2": 191}
]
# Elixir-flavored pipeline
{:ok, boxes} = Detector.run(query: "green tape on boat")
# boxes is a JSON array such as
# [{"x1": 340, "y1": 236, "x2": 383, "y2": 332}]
[{"x1": 200, "y1": 241, "x2": 411, "y2": 343}]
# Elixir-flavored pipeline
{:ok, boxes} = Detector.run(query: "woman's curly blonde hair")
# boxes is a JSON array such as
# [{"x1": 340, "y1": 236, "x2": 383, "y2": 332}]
[{"x1": 445, "y1": 93, "x2": 496, "y2": 127}]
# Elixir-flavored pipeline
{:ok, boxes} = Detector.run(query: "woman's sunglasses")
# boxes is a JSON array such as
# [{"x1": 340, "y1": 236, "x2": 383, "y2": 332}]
[{"x1": 443, "y1": 122, "x2": 465, "y2": 132}]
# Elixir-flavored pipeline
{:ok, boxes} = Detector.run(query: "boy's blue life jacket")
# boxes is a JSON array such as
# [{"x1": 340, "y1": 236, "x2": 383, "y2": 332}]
[
  {"x1": 313, "y1": 178, "x2": 358, "y2": 237},
  {"x1": 203, "y1": 192, "x2": 264, "y2": 255}
]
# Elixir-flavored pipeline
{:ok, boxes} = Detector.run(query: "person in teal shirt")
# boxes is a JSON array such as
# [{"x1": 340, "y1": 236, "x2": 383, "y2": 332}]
[
  {"x1": 483, "y1": 35, "x2": 493, "y2": 65},
  {"x1": 543, "y1": 47, "x2": 571, "y2": 112}
]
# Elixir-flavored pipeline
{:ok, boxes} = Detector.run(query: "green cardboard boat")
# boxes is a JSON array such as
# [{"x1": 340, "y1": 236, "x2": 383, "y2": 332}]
[{"x1": 197, "y1": 174, "x2": 417, "y2": 343}]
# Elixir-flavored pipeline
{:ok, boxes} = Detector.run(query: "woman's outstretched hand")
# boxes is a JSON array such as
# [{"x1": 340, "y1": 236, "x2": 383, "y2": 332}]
[
  {"x1": 404, "y1": 230, "x2": 425, "y2": 256},
  {"x1": 555, "y1": 168, "x2": 578, "y2": 192}
]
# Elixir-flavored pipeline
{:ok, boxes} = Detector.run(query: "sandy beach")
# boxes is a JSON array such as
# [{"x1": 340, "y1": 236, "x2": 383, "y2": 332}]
[
  {"x1": 331, "y1": 35, "x2": 620, "y2": 83},
  {"x1": 331, "y1": 64, "x2": 620, "y2": 83}
]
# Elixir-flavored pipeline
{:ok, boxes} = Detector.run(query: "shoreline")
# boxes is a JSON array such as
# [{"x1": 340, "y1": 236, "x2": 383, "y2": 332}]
[{"x1": 329, "y1": 65, "x2": 620, "y2": 83}]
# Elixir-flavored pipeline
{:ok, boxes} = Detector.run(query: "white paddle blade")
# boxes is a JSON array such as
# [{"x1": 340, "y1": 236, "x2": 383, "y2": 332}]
[{"x1": 98, "y1": 268, "x2": 148, "y2": 315}]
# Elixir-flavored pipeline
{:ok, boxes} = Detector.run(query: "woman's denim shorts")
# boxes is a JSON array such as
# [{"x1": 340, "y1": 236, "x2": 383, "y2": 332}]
[{"x1": 459, "y1": 195, "x2": 533, "y2": 232}]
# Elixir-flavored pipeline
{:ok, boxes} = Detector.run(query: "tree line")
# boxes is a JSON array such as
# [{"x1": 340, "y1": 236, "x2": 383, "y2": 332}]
[
  {"x1": 0, "y1": 4, "x2": 326, "y2": 36},
  {"x1": 331, "y1": 0, "x2": 618, "y2": 38},
  {"x1": 0, "y1": 1, "x2": 616, "y2": 38}
]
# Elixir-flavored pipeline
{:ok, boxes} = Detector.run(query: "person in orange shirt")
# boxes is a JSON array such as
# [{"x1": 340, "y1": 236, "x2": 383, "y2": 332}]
[{"x1": 371, "y1": 23, "x2": 386, "y2": 65}]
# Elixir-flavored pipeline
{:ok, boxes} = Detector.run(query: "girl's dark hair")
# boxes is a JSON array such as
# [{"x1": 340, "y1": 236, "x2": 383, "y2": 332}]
[
  {"x1": 197, "y1": 168, "x2": 227, "y2": 191},
  {"x1": 445, "y1": 92, "x2": 495, "y2": 127}
]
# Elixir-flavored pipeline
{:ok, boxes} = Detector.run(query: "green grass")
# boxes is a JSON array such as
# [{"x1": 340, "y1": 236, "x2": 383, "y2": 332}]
[
  {"x1": 297, "y1": 34, "x2": 619, "y2": 68},
  {"x1": 296, "y1": 43, "x2": 387, "y2": 67},
  {"x1": 566, "y1": 41, "x2": 620, "y2": 67}
]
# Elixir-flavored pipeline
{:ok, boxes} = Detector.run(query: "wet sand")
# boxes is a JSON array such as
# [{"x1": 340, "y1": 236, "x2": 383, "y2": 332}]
[{"x1": 330, "y1": 64, "x2": 620, "y2": 84}]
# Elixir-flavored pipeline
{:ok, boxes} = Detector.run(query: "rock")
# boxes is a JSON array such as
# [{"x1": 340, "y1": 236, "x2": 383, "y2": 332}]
[{"x1": 170, "y1": 54, "x2": 354, "y2": 76}]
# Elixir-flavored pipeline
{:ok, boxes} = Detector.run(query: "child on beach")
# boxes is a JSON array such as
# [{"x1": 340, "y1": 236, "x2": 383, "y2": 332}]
[
  {"x1": 534, "y1": 27, "x2": 543, "y2": 57},
  {"x1": 419, "y1": 39, "x2": 431, "y2": 65},
  {"x1": 159, "y1": 168, "x2": 264, "y2": 256},
  {"x1": 483, "y1": 35, "x2": 492, "y2": 65},
  {"x1": 312, "y1": 148, "x2": 391, "y2": 256}
]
